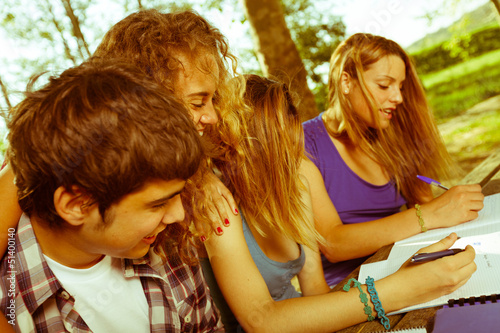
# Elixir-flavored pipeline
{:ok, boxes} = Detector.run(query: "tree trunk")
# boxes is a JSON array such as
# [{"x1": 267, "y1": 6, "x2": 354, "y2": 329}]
[
  {"x1": 60, "y1": 0, "x2": 91, "y2": 59},
  {"x1": 491, "y1": 0, "x2": 500, "y2": 23},
  {"x1": 240, "y1": 0, "x2": 319, "y2": 121}
]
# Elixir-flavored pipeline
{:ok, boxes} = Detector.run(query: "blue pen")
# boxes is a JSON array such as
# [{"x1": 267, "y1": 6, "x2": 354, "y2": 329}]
[
  {"x1": 410, "y1": 249, "x2": 464, "y2": 263},
  {"x1": 417, "y1": 175, "x2": 449, "y2": 190}
]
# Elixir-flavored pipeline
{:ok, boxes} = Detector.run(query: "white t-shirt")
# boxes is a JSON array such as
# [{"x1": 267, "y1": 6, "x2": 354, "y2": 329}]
[{"x1": 44, "y1": 255, "x2": 149, "y2": 333}]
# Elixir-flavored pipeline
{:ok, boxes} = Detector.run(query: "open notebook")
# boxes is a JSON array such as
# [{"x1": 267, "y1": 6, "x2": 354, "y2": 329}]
[{"x1": 358, "y1": 193, "x2": 500, "y2": 314}]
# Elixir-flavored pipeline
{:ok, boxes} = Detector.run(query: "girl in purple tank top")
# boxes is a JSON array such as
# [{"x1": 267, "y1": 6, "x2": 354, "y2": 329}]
[{"x1": 302, "y1": 33, "x2": 484, "y2": 286}]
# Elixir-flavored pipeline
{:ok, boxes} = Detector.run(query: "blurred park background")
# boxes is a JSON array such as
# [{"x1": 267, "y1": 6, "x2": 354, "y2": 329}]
[{"x1": 1, "y1": 0, "x2": 499, "y2": 181}]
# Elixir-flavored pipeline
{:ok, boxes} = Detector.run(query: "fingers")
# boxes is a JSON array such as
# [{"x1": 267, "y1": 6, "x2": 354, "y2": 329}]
[
  {"x1": 219, "y1": 186, "x2": 239, "y2": 215},
  {"x1": 450, "y1": 184, "x2": 484, "y2": 203},
  {"x1": 210, "y1": 193, "x2": 229, "y2": 233},
  {"x1": 433, "y1": 184, "x2": 485, "y2": 226},
  {"x1": 416, "y1": 233, "x2": 458, "y2": 254},
  {"x1": 201, "y1": 172, "x2": 236, "y2": 235},
  {"x1": 439, "y1": 245, "x2": 477, "y2": 293},
  {"x1": 449, "y1": 244, "x2": 476, "y2": 268},
  {"x1": 454, "y1": 184, "x2": 481, "y2": 192}
]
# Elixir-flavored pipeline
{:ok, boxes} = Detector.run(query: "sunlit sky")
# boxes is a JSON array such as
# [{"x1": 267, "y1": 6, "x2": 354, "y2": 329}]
[
  {"x1": 334, "y1": 0, "x2": 489, "y2": 47},
  {"x1": 0, "y1": 0, "x2": 492, "y2": 136}
]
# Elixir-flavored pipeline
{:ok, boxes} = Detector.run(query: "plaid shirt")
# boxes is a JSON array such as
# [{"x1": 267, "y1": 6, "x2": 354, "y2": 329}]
[{"x1": 1, "y1": 215, "x2": 223, "y2": 332}]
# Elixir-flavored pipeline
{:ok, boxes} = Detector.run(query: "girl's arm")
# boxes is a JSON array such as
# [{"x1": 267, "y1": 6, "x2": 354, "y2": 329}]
[
  {"x1": 0, "y1": 314, "x2": 15, "y2": 333},
  {"x1": 297, "y1": 245, "x2": 330, "y2": 296},
  {"x1": 295, "y1": 174, "x2": 330, "y2": 296},
  {"x1": 0, "y1": 164, "x2": 22, "y2": 256},
  {"x1": 205, "y1": 201, "x2": 475, "y2": 333},
  {"x1": 301, "y1": 158, "x2": 484, "y2": 262}
]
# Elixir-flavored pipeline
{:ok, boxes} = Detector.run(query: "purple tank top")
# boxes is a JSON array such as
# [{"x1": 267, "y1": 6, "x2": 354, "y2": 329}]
[{"x1": 303, "y1": 113, "x2": 407, "y2": 286}]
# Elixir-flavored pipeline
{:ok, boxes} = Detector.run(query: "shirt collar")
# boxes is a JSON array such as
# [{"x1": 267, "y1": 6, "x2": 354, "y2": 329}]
[{"x1": 15, "y1": 214, "x2": 64, "y2": 314}]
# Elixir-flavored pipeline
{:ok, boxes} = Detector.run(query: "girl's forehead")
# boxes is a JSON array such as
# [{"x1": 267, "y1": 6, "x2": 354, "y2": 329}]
[
  {"x1": 174, "y1": 53, "x2": 219, "y2": 84},
  {"x1": 365, "y1": 55, "x2": 406, "y2": 81}
]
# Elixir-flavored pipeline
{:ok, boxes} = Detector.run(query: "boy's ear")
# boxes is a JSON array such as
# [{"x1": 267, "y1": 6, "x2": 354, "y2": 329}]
[
  {"x1": 54, "y1": 186, "x2": 92, "y2": 226},
  {"x1": 341, "y1": 71, "x2": 352, "y2": 95}
]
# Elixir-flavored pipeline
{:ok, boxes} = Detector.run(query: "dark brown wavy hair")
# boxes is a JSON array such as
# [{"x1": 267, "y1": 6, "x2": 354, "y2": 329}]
[{"x1": 7, "y1": 60, "x2": 203, "y2": 262}]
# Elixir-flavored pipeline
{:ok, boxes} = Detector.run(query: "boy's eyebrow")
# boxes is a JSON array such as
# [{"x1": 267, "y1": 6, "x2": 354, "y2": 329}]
[{"x1": 147, "y1": 189, "x2": 184, "y2": 206}]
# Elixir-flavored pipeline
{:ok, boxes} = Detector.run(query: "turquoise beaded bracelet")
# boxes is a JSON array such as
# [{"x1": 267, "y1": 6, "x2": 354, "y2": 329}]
[
  {"x1": 366, "y1": 276, "x2": 390, "y2": 330},
  {"x1": 342, "y1": 278, "x2": 374, "y2": 321}
]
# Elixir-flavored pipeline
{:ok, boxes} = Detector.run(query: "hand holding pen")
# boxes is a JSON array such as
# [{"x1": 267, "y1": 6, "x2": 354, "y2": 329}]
[
  {"x1": 413, "y1": 175, "x2": 484, "y2": 230},
  {"x1": 417, "y1": 175, "x2": 449, "y2": 190}
]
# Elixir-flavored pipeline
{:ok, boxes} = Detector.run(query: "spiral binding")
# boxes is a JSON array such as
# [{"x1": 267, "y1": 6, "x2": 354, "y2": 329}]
[
  {"x1": 371, "y1": 326, "x2": 426, "y2": 333},
  {"x1": 445, "y1": 293, "x2": 499, "y2": 308}
]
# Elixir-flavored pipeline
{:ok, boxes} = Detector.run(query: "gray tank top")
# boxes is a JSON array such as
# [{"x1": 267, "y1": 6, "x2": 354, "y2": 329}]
[{"x1": 241, "y1": 211, "x2": 305, "y2": 301}]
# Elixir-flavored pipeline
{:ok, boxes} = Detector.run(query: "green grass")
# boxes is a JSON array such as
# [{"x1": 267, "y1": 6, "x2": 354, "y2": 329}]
[
  {"x1": 421, "y1": 49, "x2": 500, "y2": 87},
  {"x1": 442, "y1": 111, "x2": 500, "y2": 148},
  {"x1": 420, "y1": 49, "x2": 500, "y2": 120},
  {"x1": 440, "y1": 110, "x2": 500, "y2": 176}
]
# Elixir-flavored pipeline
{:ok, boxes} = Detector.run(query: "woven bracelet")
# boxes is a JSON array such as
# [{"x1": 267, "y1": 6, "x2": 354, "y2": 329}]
[
  {"x1": 342, "y1": 278, "x2": 374, "y2": 321},
  {"x1": 414, "y1": 204, "x2": 427, "y2": 233},
  {"x1": 365, "y1": 276, "x2": 390, "y2": 330}
]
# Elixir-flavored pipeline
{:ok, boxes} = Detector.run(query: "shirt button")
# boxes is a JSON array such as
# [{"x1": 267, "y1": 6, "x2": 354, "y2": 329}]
[
  {"x1": 185, "y1": 315, "x2": 191, "y2": 323},
  {"x1": 60, "y1": 291, "x2": 70, "y2": 300}
]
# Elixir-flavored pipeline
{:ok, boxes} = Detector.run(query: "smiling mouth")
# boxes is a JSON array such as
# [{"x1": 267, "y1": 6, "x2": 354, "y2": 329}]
[
  {"x1": 142, "y1": 234, "x2": 158, "y2": 245},
  {"x1": 381, "y1": 108, "x2": 393, "y2": 115}
]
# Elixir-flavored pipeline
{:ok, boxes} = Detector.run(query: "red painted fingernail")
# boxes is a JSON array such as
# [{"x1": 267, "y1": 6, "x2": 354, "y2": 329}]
[
  {"x1": 217, "y1": 227, "x2": 223, "y2": 234},
  {"x1": 224, "y1": 218, "x2": 230, "y2": 226},
  {"x1": 235, "y1": 208, "x2": 239, "y2": 214},
  {"x1": 200, "y1": 235, "x2": 207, "y2": 242}
]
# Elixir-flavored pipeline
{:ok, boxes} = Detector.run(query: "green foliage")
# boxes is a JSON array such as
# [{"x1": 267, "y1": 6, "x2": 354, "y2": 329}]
[
  {"x1": 191, "y1": 0, "x2": 346, "y2": 111},
  {"x1": 0, "y1": 128, "x2": 6, "y2": 161},
  {"x1": 281, "y1": 0, "x2": 345, "y2": 111},
  {"x1": 412, "y1": 26, "x2": 500, "y2": 75},
  {"x1": 421, "y1": 49, "x2": 500, "y2": 119},
  {"x1": 407, "y1": 1, "x2": 499, "y2": 54},
  {"x1": 281, "y1": 0, "x2": 345, "y2": 83}
]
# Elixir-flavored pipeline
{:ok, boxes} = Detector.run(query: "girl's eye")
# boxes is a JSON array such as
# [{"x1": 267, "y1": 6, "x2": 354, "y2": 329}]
[
  {"x1": 191, "y1": 103, "x2": 205, "y2": 109},
  {"x1": 152, "y1": 202, "x2": 167, "y2": 210},
  {"x1": 378, "y1": 84, "x2": 389, "y2": 90}
]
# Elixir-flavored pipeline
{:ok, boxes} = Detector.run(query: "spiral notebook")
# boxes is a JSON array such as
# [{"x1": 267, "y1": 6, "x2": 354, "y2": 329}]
[
  {"x1": 432, "y1": 301, "x2": 500, "y2": 333},
  {"x1": 358, "y1": 193, "x2": 500, "y2": 314},
  {"x1": 371, "y1": 328, "x2": 426, "y2": 333}
]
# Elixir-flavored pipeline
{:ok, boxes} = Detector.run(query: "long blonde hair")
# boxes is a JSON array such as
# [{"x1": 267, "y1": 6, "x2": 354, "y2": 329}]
[
  {"x1": 324, "y1": 33, "x2": 454, "y2": 204},
  {"x1": 208, "y1": 75, "x2": 322, "y2": 248}
]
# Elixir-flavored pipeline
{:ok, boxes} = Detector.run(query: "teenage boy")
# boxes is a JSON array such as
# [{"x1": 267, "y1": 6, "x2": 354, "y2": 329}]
[
  {"x1": 0, "y1": 61, "x2": 222, "y2": 332},
  {"x1": 0, "y1": 9, "x2": 239, "y2": 256}
]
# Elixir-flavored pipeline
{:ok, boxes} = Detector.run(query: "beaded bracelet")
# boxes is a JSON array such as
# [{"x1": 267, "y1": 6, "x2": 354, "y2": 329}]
[
  {"x1": 342, "y1": 278, "x2": 374, "y2": 321},
  {"x1": 365, "y1": 276, "x2": 390, "y2": 330},
  {"x1": 414, "y1": 204, "x2": 427, "y2": 233}
]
